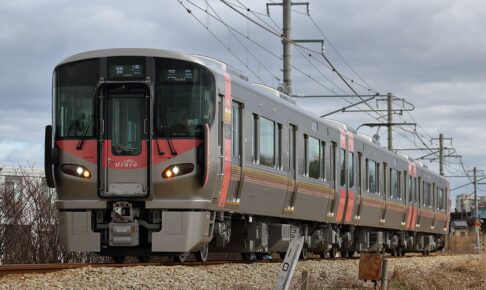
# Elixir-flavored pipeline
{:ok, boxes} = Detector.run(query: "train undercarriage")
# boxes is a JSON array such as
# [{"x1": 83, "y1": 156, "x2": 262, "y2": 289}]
[{"x1": 60, "y1": 204, "x2": 445, "y2": 263}]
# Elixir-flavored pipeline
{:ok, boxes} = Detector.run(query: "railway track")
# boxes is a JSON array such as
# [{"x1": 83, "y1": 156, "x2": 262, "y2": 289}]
[
  {"x1": 0, "y1": 252, "x2": 438, "y2": 276},
  {"x1": 0, "y1": 260, "x2": 273, "y2": 276}
]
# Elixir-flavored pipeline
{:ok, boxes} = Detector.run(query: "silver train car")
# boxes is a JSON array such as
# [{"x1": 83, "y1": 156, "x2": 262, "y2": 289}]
[{"x1": 44, "y1": 48, "x2": 450, "y2": 262}]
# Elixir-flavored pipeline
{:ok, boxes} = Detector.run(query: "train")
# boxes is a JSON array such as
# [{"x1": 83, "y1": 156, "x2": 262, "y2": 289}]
[{"x1": 44, "y1": 48, "x2": 450, "y2": 263}]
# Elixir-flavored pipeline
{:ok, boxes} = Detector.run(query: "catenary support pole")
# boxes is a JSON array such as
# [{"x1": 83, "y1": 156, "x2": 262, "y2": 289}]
[
  {"x1": 474, "y1": 167, "x2": 481, "y2": 253},
  {"x1": 439, "y1": 133, "x2": 444, "y2": 176},
  {"x1": 282, "y1": 0, "x2": 292, "y2": 95},
  {"x1": 387, "y1": 92, "x2": 393, "y2": 151}
]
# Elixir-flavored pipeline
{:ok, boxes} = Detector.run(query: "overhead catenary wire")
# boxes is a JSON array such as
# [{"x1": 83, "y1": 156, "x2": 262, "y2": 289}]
[
  {"x1": 178, "y1": 0, "x2": 479, "y2": 183},
  {"x1": 205, "y1": 0, "x2": 280, "y2": 83}
]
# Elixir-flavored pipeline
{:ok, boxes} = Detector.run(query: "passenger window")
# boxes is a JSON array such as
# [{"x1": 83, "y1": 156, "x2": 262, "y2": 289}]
[
  {"x1": 259, "y1": 117, "x2": 275, "y2": 167},
  {"x1": 306, "y1": 136, "x2": 320, "y2": 179},
  {"x1": 367, "y1": 159, "x2": 378, "y2": 193}
]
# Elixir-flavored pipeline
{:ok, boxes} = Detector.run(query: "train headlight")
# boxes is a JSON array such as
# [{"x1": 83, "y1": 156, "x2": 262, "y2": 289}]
[
  {"x1": 62, "y1": 164, "x2": 91, "y2": 179},
  {"x1": 162, "y1": 163, "x2": 194, "y2": 178}
]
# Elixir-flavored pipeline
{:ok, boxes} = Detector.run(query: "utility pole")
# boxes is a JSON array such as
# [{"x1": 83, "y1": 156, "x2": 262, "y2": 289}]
[
  {"x1": 267, "y1": 1, "x2": 311, "y2": 96},
  {"x1": 282, "y1": 0, "x2": 292, "y2": 96},
  {"x1": 439, "y1": 134, "x2": 444, "y2": 175},
  {"x1": 387, "y1": 92, "x2": 393, "y2": 151},
  {"x1": 473, "y1": 167, "x2": 480, "y2": 253}
]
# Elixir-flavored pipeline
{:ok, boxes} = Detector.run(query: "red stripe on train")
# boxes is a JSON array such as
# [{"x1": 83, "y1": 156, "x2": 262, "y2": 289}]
[
  {"x1": 406, "y1": 205, "x2": 413, "y2": 229},
  {"x1": 336, "y1": 188, "x2": 347, "y2": 222},
  {"x1": 344, "y1": 191, "x2": 355, "y2": 223},
  {"x1": 56, "y1": 139, "x2": 201, "y2": 168}
]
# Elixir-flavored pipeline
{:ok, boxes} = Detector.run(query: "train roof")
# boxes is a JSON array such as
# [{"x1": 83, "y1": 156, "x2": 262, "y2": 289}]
[{"x1": 56, "y1": 48, "x2": 447, "y2": 182}]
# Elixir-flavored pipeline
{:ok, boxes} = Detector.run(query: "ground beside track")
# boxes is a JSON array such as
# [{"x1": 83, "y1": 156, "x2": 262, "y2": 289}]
[{"x1": 0, "y1": 254, "x2": 485, "y2": 289}]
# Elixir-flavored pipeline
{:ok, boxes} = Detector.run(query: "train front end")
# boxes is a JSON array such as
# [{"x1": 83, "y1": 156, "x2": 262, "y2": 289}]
[{"x1": 45, "y1": 49, "x2": 220, "y2": 260}]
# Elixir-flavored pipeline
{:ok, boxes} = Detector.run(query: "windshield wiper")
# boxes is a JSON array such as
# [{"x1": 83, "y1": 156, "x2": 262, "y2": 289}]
[
  {"x1": 76, "y1": 114, "x2": 94, "y2": 150},
  {"x1": 155, "y1": 135, "x2": 177, "y2": 156},
  {"x1": 167, "y1": 136, "x2": 177, "y2": 156}
]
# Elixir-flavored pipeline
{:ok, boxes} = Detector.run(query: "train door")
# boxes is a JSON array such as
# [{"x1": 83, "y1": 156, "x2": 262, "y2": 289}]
[
  {"x1": 343, "y1": 134, "x2": 356, "y2": 223},
  {"x1": 99, "y1": 86, "x2": 149, "y2": 197},
  {"x1": 227, "y1": 101, "x2": 243, "y2": 203},
  {"x1": 214, "y1": 87, "x2": 232, "y2": 207},
  {"x1": 284, "y1": 124, "x2": 297, "y2": 211}
]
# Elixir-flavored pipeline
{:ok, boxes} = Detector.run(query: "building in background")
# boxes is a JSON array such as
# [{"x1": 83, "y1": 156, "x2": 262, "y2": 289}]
[
  {"x1": 478, "y1": 199, "x2": 486, "y2": 219},
  {"x1": 455, "y1": 193, "x2": 475, "y2": 215}
]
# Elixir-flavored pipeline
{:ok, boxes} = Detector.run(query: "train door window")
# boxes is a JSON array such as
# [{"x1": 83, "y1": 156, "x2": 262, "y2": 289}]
[
  {"x1": 321, "y1": 141, "x2": 326, "y2": 180},
  {"x1": 403, "y1": 171, "x2": 408, "y2": 202},
  {"x1": 259, "y1": 117, "x2": 275, "y2": 167},
  {"x1": 398, "y1": 171, "x2": 403, "y2": 199},
  {"x1": 340, "y1": 149, "x2": 346, "y2": 186},
  {"x1": 376, "y1": 163, "x2": 380, "y2": 194},
  {"x1": 424, "y1": 182, "x2": 431, "y2": 207},
  {"x1": 252, "y1": 114, "x2": 259, "y2": 163},
  {"x1": 330, "y1": 142, "x2": 336, "y2": 185},
  {"x1": 418, "y1": 177, "x2": 422, "y2": 207},
  {"x1": 414, "y1": 177, "x2": 418, "y2": 204},
  {"x1": 437, "y1": 187, "x2": 444, "y2": 211},
  {"x1": 391, "y1": 169, "x2": 399, "y2": 199},
  {"x1": 408, "y1": 175, "x2": 413, "y2": 203},
  {"x1": 231, "y1": 102, "x2": 241, "y2": 159},
  {"x1": 289, "y1": 124, "x2": 297, "y2": 174},
  {"x1": 349, "y1": 152, "x2": 354, "y2": 188},
  {"x1": 306, "y1": 136, "x2": 320, "y2": 179},
  {"x1": 357, "y1": 152, "x2": 362, "y2": 191},
  {"x1": 433, "y1": 183, "x2": 436, "y2": 210},
  {"x1": 276, "y1": 123, "x2": 282, "y2": 169},
  {"x1": 383, "y1": 163, "x2": 388, "y2": 196},
  {"x1": 367, "y1": 159, "x2": 378, "y2": 193}
]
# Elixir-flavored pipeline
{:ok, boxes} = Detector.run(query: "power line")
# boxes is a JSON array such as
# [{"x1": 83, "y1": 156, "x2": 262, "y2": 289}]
[
  {"x1": 180, "y1": 1, "x2": 478, "y2": 180},
  {"x1": 205, "y1": 0, "x2": 280, "y2": 83},
  {"x1": 177, "y1": 0, "x2": 269, "y2": 85},
  {"x1": 307, "y1": 14, "x2": 376, "y2": 93}
]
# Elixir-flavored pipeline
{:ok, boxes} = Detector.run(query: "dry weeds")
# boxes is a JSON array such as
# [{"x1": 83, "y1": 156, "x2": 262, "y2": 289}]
[{"x1": 389, "y1": 255, "x2": 486, "y2": 290}]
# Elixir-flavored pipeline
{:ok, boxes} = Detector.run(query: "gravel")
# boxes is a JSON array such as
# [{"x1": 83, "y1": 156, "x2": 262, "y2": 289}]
[{"x1": 0, "y1": 254, "x2": 484, "y2": 289}]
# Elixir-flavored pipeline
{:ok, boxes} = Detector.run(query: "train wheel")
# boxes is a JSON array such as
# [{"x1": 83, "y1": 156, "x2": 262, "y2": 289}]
[
  {"x1": 330, "y1": 247, "x2": 337, "y2": 259},
  {"x1": 340, "y1": 251, "x2": 347, "y2": 258},
  {"x1": 241, "y1": 252, "x2": 256, "y2": 261},
  {"x1": 175, "y1": 252, "x2": 189, "y2": 263},
  {"x1": 196, "y1": 244, "x2": 209, "y2": 262},
  {"x1": 137, "y1": 256, "x2": 150, "y2": 263},
  {"x1": 397, "y1": 247, "x2": 403, "y2": 257},
  {"x1": 112, "y1": 256, "x2": 125, "y2": 264},
  {"x1": 300, "y1": 246, "x2": 308, "y2": 260}
]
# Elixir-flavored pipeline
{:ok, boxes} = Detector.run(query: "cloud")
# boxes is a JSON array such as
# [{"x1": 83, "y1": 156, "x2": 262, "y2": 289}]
[{"x1": 0, "y1": 0, "x2": 485, "y2": 205}]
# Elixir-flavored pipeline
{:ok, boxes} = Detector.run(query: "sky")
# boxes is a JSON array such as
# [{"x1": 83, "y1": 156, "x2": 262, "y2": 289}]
[{"x1": 0, "y1": 0, "x2": 485, "y2": 207}]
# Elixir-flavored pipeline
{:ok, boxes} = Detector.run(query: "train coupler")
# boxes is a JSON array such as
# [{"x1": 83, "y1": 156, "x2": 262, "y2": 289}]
[{"x1": 108, "y1": 201, "x2": 140, "y2": 246}]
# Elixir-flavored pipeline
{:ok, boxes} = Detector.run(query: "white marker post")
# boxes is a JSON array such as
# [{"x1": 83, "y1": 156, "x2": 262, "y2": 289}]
[{"x1": 275, "y1": 236, "x2": 304, "y2": 290}]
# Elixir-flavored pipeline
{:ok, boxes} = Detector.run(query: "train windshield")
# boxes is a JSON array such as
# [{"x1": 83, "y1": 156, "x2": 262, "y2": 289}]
[
  {"x1": 54, "y1": 59, "x2": 99, "y2": 138},
  {"x1": 154, "y1": 58, "x2": 215, "y2": 137}
]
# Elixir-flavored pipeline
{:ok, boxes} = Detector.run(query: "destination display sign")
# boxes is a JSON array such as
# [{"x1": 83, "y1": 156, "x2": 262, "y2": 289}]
[
  {"x1": 109, "y1": 64, "x2": 144, "y2": 78},
  {"x1": 163, "y1": 68, "x2": 197, "y2": 82}
]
